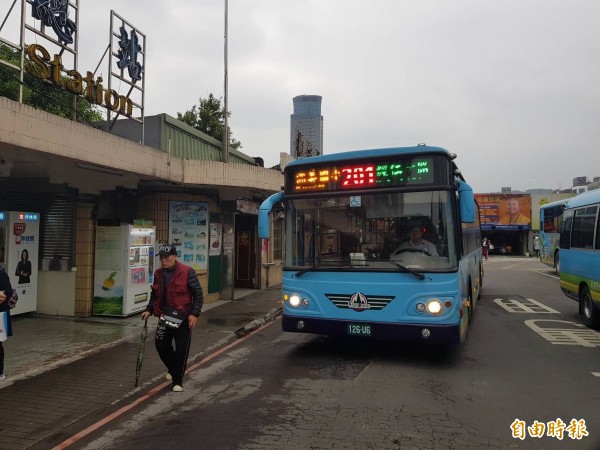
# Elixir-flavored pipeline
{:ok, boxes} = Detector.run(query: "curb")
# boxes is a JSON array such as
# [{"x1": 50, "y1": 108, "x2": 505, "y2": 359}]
[{"x1": 234, "y1": 307, "x2": 283, "y2": 337}]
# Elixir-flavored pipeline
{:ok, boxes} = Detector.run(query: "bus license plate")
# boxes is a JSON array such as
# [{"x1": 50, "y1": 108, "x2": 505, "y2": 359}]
[{"x1": 347, "y1": 323, "x2": 371, "y2": 336}]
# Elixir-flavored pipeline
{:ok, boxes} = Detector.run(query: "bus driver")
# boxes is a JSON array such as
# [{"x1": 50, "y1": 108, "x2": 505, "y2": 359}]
[{"x1": 393, "y1": 226, "x2": 438, "y2": 256}]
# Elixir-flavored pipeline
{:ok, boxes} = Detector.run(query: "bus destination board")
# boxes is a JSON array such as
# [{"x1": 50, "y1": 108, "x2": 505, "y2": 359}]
[{"x1": 288, "y1": 157, "x2": 434, "y2": 193}]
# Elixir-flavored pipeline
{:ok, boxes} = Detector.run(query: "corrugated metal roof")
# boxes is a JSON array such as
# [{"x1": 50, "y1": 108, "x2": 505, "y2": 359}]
[{"x1": 159, "y1": 114, "x2": 256, "y2": 165}]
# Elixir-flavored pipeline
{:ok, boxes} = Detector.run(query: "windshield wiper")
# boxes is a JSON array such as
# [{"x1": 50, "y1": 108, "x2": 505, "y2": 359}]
[
  {"x1": 386, "y1": 260, "x2": 425, "y2": 280},
  {"x1": 295, "y1": 264, "x2": 319, "y2": 278}
]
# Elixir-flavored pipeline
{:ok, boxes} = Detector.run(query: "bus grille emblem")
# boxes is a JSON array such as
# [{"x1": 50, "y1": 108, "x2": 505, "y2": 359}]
[{"x1": 349, "y1": 292, "x2": 370, "y2": 311}]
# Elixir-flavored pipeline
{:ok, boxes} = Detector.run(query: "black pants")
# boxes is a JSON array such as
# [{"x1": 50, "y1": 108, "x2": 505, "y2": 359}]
[
  {"x1": 154, "y1": 320, "x2": 192, "y2": 386},
  {"x1": 0, "y1": 342, "x2": 4, "y2": 375}
]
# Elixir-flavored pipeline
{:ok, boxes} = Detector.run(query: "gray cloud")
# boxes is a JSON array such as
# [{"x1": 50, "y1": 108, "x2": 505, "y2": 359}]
[{"x1": 5, "y1": 0, "x2": 599, "y2": 192}]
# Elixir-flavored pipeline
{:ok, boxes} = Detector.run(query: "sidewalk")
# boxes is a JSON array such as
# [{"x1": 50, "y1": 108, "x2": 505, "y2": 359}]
[{"x1": 0, "y1": 286, "x2": 283, "y2": 450}]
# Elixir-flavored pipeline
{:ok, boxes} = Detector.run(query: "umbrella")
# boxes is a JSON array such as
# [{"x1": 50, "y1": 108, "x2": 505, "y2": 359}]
[{"x1": 135, "y1": 319, "x2": 148, "y2": 388}]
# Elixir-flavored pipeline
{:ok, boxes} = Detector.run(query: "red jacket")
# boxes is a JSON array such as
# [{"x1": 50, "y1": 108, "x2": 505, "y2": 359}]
[{"x1": 148, "y1": 261, "x2": 203, "y2": 317}]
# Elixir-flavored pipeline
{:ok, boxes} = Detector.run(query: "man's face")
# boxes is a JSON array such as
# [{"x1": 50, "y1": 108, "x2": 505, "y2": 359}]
[
  {"x1": 159, "y1": 254, "x2": 177, "y2": 269},
  {"x1": 506, "y1": 199, "x2": 520, "y2": 214},
  {"x1": 410, "y1": 229, "x2": 422, "y2": 241}
]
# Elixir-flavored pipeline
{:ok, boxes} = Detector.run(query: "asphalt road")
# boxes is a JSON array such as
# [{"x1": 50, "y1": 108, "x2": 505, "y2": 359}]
[{"x1": 69, "y1": 257, "x2": 600, "y2": 450}]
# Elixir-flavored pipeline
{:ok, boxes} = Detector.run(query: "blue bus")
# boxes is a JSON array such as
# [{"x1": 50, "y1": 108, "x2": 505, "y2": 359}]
[
  {"x1": 259, "y1": 146, "x2": 482, "y2": 344},
  {"x1": 539, "y1": 199, "x2": 568, "y2": 274},
  {"x1": 559, "y1": 189, "x2": 600, "y2": 329}
]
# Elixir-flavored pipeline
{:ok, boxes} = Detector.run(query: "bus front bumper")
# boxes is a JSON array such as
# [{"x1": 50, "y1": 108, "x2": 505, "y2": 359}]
[{"x1": 282, "y1": 315, "x2": 461, "y2": 344}]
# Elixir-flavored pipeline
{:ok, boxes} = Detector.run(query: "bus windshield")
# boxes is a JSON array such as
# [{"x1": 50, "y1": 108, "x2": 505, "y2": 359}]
[{"x1": 285, "y1": 190, "x2": 457, "y2": 272}]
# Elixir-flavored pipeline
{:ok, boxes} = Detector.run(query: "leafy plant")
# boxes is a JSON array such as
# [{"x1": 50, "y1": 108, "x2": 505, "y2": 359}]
[
  {"x1": 177, "y1": 93, "x2": 242, "y2": 149},
  {"x1": 0, "y1": 43, "x2": 103, "y2": 123}
]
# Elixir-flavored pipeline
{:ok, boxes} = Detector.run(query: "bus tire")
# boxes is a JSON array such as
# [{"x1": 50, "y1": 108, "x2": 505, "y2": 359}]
[
  {"x1": 554, "y1": 252, "x2": 560, "y2": 276},
  {"x1": 581, "y1": 286, "x2": 600, "y2": 329}
]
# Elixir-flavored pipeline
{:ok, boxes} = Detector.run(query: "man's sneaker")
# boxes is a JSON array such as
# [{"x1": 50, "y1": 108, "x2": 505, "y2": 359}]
[
  {"x1": 0, "y1": 373, "x2": 5, "y2": 382},
  {"x1": 165, "y1": 373, "x2": 172, "y2": 382},
  {"x1": 172, "y1": 385, "x2": 183, "y2": 392}
]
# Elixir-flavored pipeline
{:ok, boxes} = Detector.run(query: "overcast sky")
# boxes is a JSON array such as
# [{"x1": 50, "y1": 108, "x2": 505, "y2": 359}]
[{"x1": 4, "y1": 1, "x2": 600, "y2": 193}]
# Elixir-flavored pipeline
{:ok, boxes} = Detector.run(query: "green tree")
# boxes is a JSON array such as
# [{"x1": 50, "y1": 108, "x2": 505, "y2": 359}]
[
  {"x1": 0, "y1": 44, "x2": 103, "y2": 123},
  {"x1": 177, "y1": 93, "x2": 242, "y2": 150}
]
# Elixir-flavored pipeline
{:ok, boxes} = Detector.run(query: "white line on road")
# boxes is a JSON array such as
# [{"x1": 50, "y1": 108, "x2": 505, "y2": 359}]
[
  {"x1": 592, "y1": 372, "x2": 600, "y2": 377},
  {"x1": 531, "y1": 270, "x2": 559, "y2": 280},
  {"x1": 501, "y1": 261, "x2": 531, "y2": 269}
]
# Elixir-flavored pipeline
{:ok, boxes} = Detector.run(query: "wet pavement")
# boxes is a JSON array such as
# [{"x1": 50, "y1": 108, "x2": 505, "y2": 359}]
[{"x1": 0, "y1": 286, "x2": 283, "y2": 449}]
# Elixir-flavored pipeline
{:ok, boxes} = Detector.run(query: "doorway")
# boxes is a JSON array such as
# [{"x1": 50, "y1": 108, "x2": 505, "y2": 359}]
[{"x1": 234, "y1": 214, "x2": 258, "y2": 289}]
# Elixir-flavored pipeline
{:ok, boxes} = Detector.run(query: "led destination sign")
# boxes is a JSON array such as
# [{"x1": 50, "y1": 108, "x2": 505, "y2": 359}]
[{"x1": 288, "y1": 157, "x2": 434, "y2": 193}]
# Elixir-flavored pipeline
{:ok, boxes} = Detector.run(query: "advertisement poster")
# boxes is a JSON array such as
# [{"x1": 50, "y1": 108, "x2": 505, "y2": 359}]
[
  {"x1": 209, "y1": 222, "x2": 222, "y2": 256},
  {"x1": 93, "y1": 226, "x2": 124, "y2": 315},
  {"x1": 169, "y1": 201, "x2": 209, "y2": 270},
  {"x1": 130, "y1": 267, "x2": 147, "y2": 284},
  {"x1": 475, "y1": 194, "x2": 532, "y2": 230},
  {"x1": 4, "y1": 212, "x2": 40, "y2": 315}
]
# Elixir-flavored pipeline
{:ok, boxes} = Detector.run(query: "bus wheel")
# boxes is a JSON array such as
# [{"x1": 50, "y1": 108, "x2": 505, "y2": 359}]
[
  {"x1": 554, "y1": 253, "x2": 560, "y2": 276},
  {"x1": 580, "y1": 286, "x2": 600, "y2": 329}
]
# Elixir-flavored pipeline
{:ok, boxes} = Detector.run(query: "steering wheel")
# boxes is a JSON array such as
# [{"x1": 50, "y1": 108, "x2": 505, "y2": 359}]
[{"x1": 392, "y1": 248, "x2": 432, "y2": 257}]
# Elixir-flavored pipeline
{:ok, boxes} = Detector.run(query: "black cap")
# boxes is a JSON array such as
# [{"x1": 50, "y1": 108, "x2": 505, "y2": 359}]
[{"x1": 157, "y1": 245, "x2": 177, "y2": 256}]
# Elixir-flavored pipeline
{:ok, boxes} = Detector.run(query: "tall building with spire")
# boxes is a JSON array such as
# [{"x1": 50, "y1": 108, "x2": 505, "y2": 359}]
[{"x1": 290, "y1": 95, "x2": 323, "y2": 158}]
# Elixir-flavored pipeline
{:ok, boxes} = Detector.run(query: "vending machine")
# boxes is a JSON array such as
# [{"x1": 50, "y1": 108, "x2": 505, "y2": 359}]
[
  {"x1": 0, "y1": 211, "x2": 40, "y2": 315},
  {"x1": 93, "y1": 224, "x2": 155, "y2": 316}
]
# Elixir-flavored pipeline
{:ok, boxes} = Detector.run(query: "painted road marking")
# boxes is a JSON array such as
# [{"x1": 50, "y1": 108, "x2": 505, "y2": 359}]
[
  {"x1": 532, "y1": 270, "x2": 559, "y2": 280},
  {"x1": 592, "y1": 372, "x2": 600, "y2": 377},
  {"x1": 494, "y1": 298, "x2": 560, "y2": 314},
  {"x1": 501, "y1": 261, "x2": 531, "y2": 269},
  {"x1": 525, "y1": 320, "x2": 600, "y2": 347}
]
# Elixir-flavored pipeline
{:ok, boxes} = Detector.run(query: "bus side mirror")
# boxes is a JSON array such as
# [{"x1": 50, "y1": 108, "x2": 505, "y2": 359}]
[
  {"x1": 457, "y1": 180, "x2": 475, "y2": 223},
  {"x1": 258, "y1": 192, "x2": 284, "y2": 239}
]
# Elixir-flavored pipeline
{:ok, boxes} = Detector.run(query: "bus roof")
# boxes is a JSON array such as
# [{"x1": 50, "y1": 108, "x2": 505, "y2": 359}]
[
  {"x1": 285, "y1": 145, "x2": 451, "y2": 168},
  {"x1": 540, "y1": 198, "x2": 570, "y2": 210},
  {"x1": 564, "y1": 189, "x2": 600, "y2": 209}
]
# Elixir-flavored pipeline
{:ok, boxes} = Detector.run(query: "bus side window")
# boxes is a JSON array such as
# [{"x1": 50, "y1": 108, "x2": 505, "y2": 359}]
[
  {"x1": 559, "y1": 211, "x2": 573, "y2": 249},
  {"x1": 571, "y1": 206, "x2": 598, "y2": 249}
]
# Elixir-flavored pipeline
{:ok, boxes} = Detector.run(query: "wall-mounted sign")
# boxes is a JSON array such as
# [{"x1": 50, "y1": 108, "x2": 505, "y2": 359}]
[
  {"x1": 116, "y1": 27, "x2": 143, "y2": 82},
  {"x1": 169, "y1": 202, "x2": 209, "y2": 271},
  {"x1": 25, "y1": 43, "x2": 134, "y2": 116},
  {"x1": 31, "y1": 0, "x2": 77, "y2": 45},
  {"x1": 475, "y1": 194, "x2": 532, "y2": 230},
  {"x1": 236, "y1": 199, "x2": 259, "y2": 215}
]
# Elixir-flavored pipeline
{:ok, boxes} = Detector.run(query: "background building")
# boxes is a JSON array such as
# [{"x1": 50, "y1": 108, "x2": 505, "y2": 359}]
[{"x1": 290, "y1": 95, "x2": 323, "y2": 158}]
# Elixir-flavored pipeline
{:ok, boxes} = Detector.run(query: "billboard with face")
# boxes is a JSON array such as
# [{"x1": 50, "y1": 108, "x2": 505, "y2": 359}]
[{"x1": 475, "y1": 194, "x2": 531, "y2": 230}]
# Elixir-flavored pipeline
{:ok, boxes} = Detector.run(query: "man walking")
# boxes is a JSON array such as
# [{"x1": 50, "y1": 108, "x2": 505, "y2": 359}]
[{"x1": 142, "y1": 244, "x2": 203, "y2": 392}]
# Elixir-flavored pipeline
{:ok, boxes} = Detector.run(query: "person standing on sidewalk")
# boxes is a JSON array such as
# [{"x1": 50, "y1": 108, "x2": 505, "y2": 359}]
[
  {"x1": 0, "y1": 267, "x2": 18, "y2": 382},
  {"x1": 533, "y1": 236, "x2": 540, "y2": 258},
  {"x1": 141, "y1": 244, "x2": 203, "y2": 392},
  {"x1": 482, "y1": 237, "x2": 489, "y2": 261}
]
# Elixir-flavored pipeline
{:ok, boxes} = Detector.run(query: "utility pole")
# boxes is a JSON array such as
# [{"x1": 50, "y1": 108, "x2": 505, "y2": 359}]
[{"x1": 223, "y1": 0, "x2": 229, "y2": 163}]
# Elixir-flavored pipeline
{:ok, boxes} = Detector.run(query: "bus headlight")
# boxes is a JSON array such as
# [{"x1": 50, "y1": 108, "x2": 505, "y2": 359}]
[
  {"x1": 289, "y1": 294, "x2": 301, "y2": 307},
  {"x1": 426, "y1": 299, "x2": 443, "y2": 315}
]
